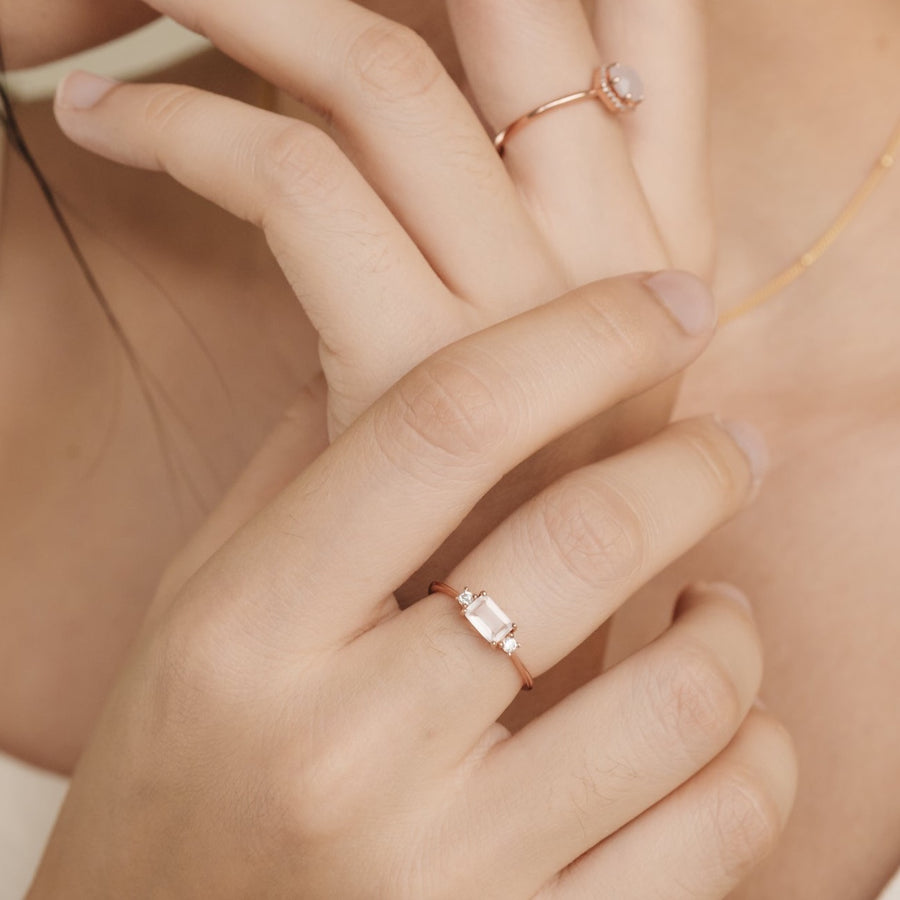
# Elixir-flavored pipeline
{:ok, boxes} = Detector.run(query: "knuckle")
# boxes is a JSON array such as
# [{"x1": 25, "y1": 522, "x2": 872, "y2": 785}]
[
  {"x1": 278, "y1": 744, "x2": 357, "y2": 841},
  {"x1": 346, "y1": 21, "x2": 444, "y2": 107},
  {"x1": 259, "y1": 124, "x2": 346, "y2": 209},
  {"x1": 278, "y1": 694, "x2": 416, "y2": 847},
  {"x1": 676, "y1": 418, "x2": 750, "y2": 502},
  {"x1": 443, "y1": 131, "x2": 505, "y2": 198},
  {"x1": 576, "y1": 282, "x2": 652, "y2": 372},
  {"x1": 271, "y1": 700, "x2": 366, "y2": 842},
  {"x1": 139, "y1": 614, "x2": 250, "y2": 769},
  {"x1": 707, "y1": 767, "x2": 785, "y2": 878},
  {"x1": 529, "y1": 476, "x2": 646, "y2": 595},
  {"x1": 146, "y1": 616, "x2": 216, "y2": 718},
  {"x1": 373, "y1": 351, "x2": 517, "y2": 480},
  {"x1": 146, "y1": 609, "x2": 250, "y2": 725},
  {"x1": 563, "y1": 749, "x2": 641, "y2": 818},
  {"x1": 142, "y1": 85, "x2": 202, "y2": 134},
  {"x1": 648, "y1": 639, "x2": 743, "y2": 757}
]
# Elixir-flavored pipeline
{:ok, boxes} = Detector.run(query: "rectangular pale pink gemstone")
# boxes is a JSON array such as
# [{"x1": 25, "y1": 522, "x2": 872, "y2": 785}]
[{"x1": 464, "y1": 594, "x2": 513, "y2": 644}]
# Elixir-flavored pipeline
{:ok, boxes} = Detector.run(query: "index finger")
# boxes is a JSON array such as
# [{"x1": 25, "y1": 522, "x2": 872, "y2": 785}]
[
  {"x1": 180, "y1": 271, "x2": 717, "y2": 654},
  {"x1": 140, "y1": 0, "x2": 560, "y2": 305}
]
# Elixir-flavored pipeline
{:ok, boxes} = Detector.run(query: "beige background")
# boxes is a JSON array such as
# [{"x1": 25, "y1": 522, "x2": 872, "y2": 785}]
[
  {"x1": 5, "y1": 16, "x2": 209, "y2": 101},
  {"x1": 0, "y1": 754, "x2": 66, "y2": 900}
]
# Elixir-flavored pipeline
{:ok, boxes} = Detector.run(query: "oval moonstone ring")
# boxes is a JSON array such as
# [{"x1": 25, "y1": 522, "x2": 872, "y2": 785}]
[
  {"x1": 593, "y1": 62, "x2": 645, "y2": 113},
  {"x1": 492, "y1": 62, "x2": 645, "y2": 156},
  {"x1": 429, "y1": 582, "x2": 534, "y2": 691}
]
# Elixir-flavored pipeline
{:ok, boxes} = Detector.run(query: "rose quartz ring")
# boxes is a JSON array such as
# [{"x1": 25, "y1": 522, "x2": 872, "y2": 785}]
[
  {"x1": 493, "y1": 62, "x2": 644, "y2": 157},
  {"x1": 430, "y1": 581, "x2": 534, "y2": 690}
]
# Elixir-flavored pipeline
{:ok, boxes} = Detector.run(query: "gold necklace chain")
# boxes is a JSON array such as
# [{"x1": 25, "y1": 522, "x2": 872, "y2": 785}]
[{"x1": 720, "y1": 118, "x2": 900, "y2": 326}]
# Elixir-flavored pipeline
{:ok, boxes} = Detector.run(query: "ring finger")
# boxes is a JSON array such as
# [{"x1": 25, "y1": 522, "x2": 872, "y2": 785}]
[
  {"x1": 370, "y1": 412, "x2": 766, "y2": 756},
  {"x1": 593, "y1": 0, "x2": 715, "y2": 276},
  {"x1": 447, "y1": 0, "x2": 668, "y2": 284}
]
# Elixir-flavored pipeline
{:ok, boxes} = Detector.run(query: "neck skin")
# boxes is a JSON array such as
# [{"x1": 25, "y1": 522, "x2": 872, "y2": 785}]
[
  {"x1": 675, "y1": 0, "x2": 900, "y2": 449},
  {"x1": 706, "y1": 0, "x2": 900, "y2": 312}
]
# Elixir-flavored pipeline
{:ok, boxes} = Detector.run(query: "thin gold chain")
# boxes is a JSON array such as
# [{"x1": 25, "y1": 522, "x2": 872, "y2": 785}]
[{"x1": 720, "y1": 118, "x2": 900, "y2": 326}]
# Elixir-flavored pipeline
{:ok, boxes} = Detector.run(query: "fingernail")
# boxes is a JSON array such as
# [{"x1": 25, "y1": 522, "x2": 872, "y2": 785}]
[
  {"x1": 677, "y1": 581, "x2": 753, "y2": 618},
  {"x1": 56, "y1": 71, "x2": 119, "y2": 111},
  {"x1": 704, "y1": 581, "x2": 754, "y2": 617},
  {"x1": 644, "y1": 270, "x2": 716, "y2": 336},
  {"x1": 717, "y1": 418, "x2": 770, "y2": 487}
]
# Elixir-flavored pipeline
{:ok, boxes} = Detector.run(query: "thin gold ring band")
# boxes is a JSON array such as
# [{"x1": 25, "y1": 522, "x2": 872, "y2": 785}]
[
  {"x1": 492, "y1": 63, "x2": 644, "y2": 158},
  {"x1": 430, "y1": 581, "x2": 534, "y2": 691}
]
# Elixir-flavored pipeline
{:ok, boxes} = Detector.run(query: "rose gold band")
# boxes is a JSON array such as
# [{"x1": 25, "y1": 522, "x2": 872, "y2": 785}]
[
  {"x1": 430, "y1": 581, "x2": 534, "y2": 691},
  {"x1": 492, "y1": 63, "x2": 644, "y2": 158}
]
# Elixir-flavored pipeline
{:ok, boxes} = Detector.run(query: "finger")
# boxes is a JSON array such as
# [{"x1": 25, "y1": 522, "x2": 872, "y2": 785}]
[
  {"x1": 55, "y1": 76, "x2": 453, "y2": 391},
  {"x1": 593, "y1": 0, "x2": 714, "y2": 275},
  {"x1": 139, "y1": 0, "x2": 559, "y2": 306},
  {"x1": 378, "y1": 410, "x2": 765, "y2": 752},
  {"x1": 459, "y1": 583, "x2": 767, "y2": 891},
  {"x1": 183, "y1": 271, "x2": 716, "y2": 653},
  {"x1": 447, "y1": 0, "x2": 667, "y2": 284},
  {"x1": 542, "y1": 709, "x2": 798, "y2": 899}
]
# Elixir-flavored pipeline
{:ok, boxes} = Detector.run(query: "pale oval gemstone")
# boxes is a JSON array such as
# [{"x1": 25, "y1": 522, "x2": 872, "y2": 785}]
[{"x1": 608, "y1": 64, "x2": 644, "y2": 103}]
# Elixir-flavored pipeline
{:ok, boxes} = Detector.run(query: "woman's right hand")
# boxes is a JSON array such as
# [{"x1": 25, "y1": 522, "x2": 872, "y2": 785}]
[{"x1": 30, "y1": 271, "x2": 795, "y2": 899}]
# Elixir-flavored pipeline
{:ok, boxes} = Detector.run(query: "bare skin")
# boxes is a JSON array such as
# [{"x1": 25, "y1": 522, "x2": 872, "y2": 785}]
[
  {"x1": 0, "y1": 0, "x2": 898, "y2": 897},
  {"x1": 0, "y1": 0, "x2": 157, "y2": 69}
]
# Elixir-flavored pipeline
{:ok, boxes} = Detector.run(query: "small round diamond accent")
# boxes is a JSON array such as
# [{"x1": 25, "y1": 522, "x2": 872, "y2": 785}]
[
  {"x1": 500, "y1": 635, "x2": 519, "y2": 654},
  {"x1": 457, "y1": 589, "x2": 475, "y2": 608}
]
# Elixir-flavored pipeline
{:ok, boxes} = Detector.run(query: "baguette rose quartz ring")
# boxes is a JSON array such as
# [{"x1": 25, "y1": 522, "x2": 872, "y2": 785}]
[
  {"x1": 429, "y1": 581, "x2": 534, "y2": 690},
  {"x1": 492, "y1": 63, "x2": 644, "y2": 157}
]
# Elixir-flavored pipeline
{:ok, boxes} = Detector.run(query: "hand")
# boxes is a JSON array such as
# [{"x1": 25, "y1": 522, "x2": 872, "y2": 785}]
[
  {"x1": 30, "y1": 273, "x2": 795, "y2": 899},
  {"x1": 54, "y1": 0, "x2": 713, "y2": 610}
]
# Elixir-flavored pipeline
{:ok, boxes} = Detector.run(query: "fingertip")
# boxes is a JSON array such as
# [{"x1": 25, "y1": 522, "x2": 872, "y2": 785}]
[
  {"x1": 715, "y1": 418, "x2": 770, "y2": 491},
  {"x1": 740, "y1": 707, "x2": 800, "y2": 827},
  {"x1": 643, "y1": 269, "x2": 717, "y2": 338},
  {"x1": 55, "y1": 70, "x2": 119, "y2": 113},
  {"x1": 674, "y1": 580, "x2": 753, "y2": 620}
]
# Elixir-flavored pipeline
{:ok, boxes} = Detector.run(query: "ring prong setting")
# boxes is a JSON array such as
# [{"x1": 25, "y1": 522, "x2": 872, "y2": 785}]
[
  {"x1": 594, "y1": 62, "x2": 644, "y2": 112},
  {"x1": 430, "y1": 581, "x2": 534, "y2": 691}
]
